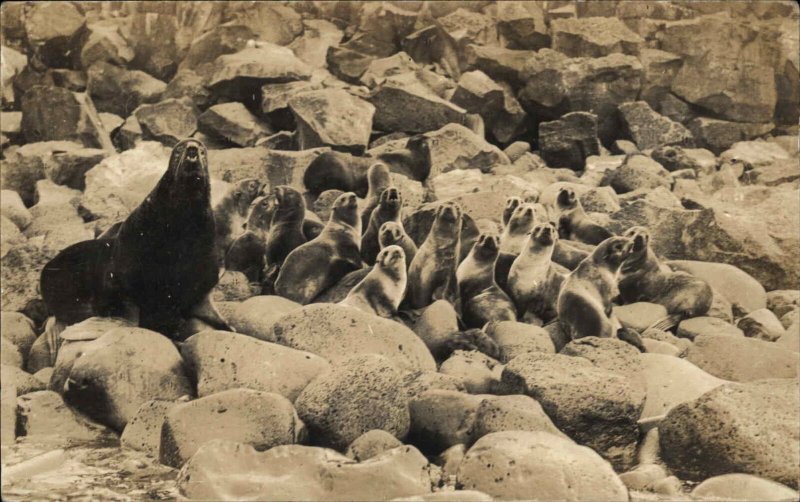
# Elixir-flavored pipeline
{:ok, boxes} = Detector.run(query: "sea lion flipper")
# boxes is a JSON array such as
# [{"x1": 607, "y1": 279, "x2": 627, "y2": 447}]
[{"x1": 190, "y1": 293, "x2": 234, "y2": 332}]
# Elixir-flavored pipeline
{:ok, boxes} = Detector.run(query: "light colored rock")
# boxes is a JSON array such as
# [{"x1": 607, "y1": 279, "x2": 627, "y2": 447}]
[
  {"x1": 471, "y1": 394, "x2": 566, "y2": 444},
  {"x1": 738, "y1": 308, "x2": 787, "y2": 342},
  {"x1": 401, "y1": 371, "x2": 466, "y2": 400},
  {"x1": 120, "y1": 400, "x2": 177, "y2": 457},
  {"x1": 613, "y1": 303, "x2": 668, "y2": 333},
  {"x1": 618, "y1": 101, "x2": 693, "y2": 150},
  {"x1": 224, "y1": 295, "x2": 302, "y2": 342},
  {"x1": 551, "y1": 16, "x2": 644, "y2": 58},
  {"x1": 412, "y1": 300, "x2": 459, "y2": 356},
  {"x1": 721, "y1": 140, "x2": 792, "y2": 167},
  {"x1": 485, "y1": 321, "x2": 556, "y2": 364},
  {"x1": 408, "y1": 390, "x2": 484, "y2": 453},
  {"x1": 1, "y1": 365, "x2": 44, "y2": 395},
  {"x1": 197, "y1": 102, "x2": 272, "y2": 147},
  {"x1": 686, "y1": 333, "x2": 799, "y2": 382},
  {"x1": 0, "y1": 190, "x2": 32, "y2": 230},
  {"x1": 16, "y1": 390, "x2": 111, "y2": 444},
  {"x1": 676, "y1": 316, "x2": 744, "y2": 340},
  {"x1": 439, "y1": 351, "x2": 502, "y2": 395},
  {"x1": 691, "y1": 473, "x2": 799, "y2": 501},
  {"x1": 289, "y1": 89, "x2": 375, "y2": 154},
  {"x1": 346, "y1": 429, "x2": 404, "y2": 461},
  {"x1": 133, "y1": 98, "x2": 198, "y2": 147},
  {"x1": 1, "y1": 336, "x2": 23, "y2": 368},
  {"x1": 0, "y1": 311, "x2": 36, "y2": 358},
  {"x1": 668, "y1": 260, "x2": 767, "y2": 314},
  {"x1": 639, "y1": 353, "x2": 727, "y2": 420},
  {"x1": 87, "y1": 62, "x2": 166, "y2": 117}
]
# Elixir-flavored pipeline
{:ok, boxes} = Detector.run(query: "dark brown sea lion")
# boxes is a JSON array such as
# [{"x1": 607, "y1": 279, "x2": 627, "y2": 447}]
[
  {"x1": 508, "y1": 223, "x2": 565, "y2": 323},
  {"x1": 339, "y1": 245, "x2": 407, "y2": 318},
  {"x1": 224, "y1": 195, "x2": 273, "y2": 283},
  {"x1": 378, "y1": 221, "x2": 417, "y2": 268},
  {"x1": 619, "y1": 226, "x2": 713, "y2": 321},
  {"x1": 274, "y1": 191, "x2": 364, "y2": 304},
  {"x1": 361, "y1": 186, "x2": 403, "y2": 265},
  {"x1": 406, "y1": 201, "x2": 462, "y2": 309},
  {"x1": 555, "y1": 187, "x2": 613, "y2": 245},
  {"x1": 303, "y1": 151, "x2": 372, "y2": 197},
  {"x1": 360, "y1": 162, "x2": 392, "y2": 234},
  {"x1": 456, "y1": 233, "x2": 517, "y2": 329},
  {"x1": 557, "y1": 236, "x2": 644, "y2": 351},
  {"x1": 213, "y1": 178, "x2": 263, "y2": 265},
  {"x1": 264, "y1": 185, "x2": 307, "y2": 268}
]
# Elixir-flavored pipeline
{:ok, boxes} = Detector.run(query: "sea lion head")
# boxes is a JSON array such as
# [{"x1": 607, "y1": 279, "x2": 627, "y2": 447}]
[
  {"x1": 621, "y1": 226, "x2": 651, "y2": 273},
  {"x1": 247, "y1": 195, "x2": 275, "y2": 232},
  {"x1": 368, "y1": 162, "x2": 391, "y2": 195},
  {"x1": 556, "y1": 187, "x2": 578, "y2": 210},
  {"x1": 503, "y1": 196, "x2": 522, "y2": 225},
  {"x1": 378, "y1": 186, "x2": 403, "y2": 214},
  {"x1": 233, "y1": 178, "x2": 264, "y2": 217},
  {"x1": 270, "y1": 185, "x2": 305, "y2": 223},
  {"x1": 377, "y1": 244, "x2": 406, "y2": 279},
  {"x1": 594, "y1": 236, "x2": 634, "y2": 269},
  {"x1": 435, "y1": 201, "x2": 462, "y2": 225},
  {"x1": 431, "y1": 201, "x2": 462, "y2": 243},
  {"x1": 379, "y1": 221, "x2": 404, "y2": 247},
  {"x1": 508, "y1": 203, "x2": 535, "y2": 235},
  {"x1": 168, "y1": 139, "x2": 209, "y2": 195},
  {"x1": 472, "y1": 233, "x2": 500, "y2": 262},
  {"x1": 331, "y1": 191, "x2": 360, "y2": 228},
  {"x1": 531, "y1": 222, "x2": 557, "y2": 248}
]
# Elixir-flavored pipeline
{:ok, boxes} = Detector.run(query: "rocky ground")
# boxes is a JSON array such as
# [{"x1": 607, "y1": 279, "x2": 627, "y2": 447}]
[{"x1": 1, "y1": 1, "x2": 799, "y2": 501}]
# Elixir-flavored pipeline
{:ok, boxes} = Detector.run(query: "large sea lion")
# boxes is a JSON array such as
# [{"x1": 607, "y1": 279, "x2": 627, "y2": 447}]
[
  {"x1": 378, "y1": 221, "x2": 417, "y2": 268},
  {"x1": 557, "y1": 236, "x2": 644, "y2": 351},
  {"x1": 360, "y1": 162, "x2": 392, "y2": 233},
  {"x1": 555, "y1": 187, "x2": 613, "y2": 245},
  {"x1": 507, "y1": 223, "x2": 566, "y2": 323},
  {"x1": 41, "y1": 139, "x2": 230, "y2": 338},
  {"x1": 361, "y1": 187, "x2": 403, "y2": 265},
  {"x1": 619, "y1": 227, "x2": 712, "y2": 322},
  {"x1": 274, "y1": 191, "x2": 363, "y2": 304},
  {"x1": 456, "y1": 233, "x2": 517, "y2": 329},
  {"x1": 213, "y1": 178, "x2": 263, "y2": 265},
  {"x1": 406, "y1": 201, "x2": 462, "y2": 309},
  {"x1": 339, "y1": 245, "x2": 407, "y2": 318}
]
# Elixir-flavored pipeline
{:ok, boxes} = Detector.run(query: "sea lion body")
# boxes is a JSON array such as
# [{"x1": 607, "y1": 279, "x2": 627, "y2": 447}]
[
  {"x1": 502, "y1": 197, "x2": 522, "y2": 227},
  {"x1": 362, "y1": 186, "x2": 403, "y2": 265},
  {"x1": 619, "y1": 227, "x2": 712, "y2": 318},
  {"x1": 264, "y1": 186, "x2": 307, "y2": 267},
  {"x1": 379, "y1": 221, "x2": 417, "y2": 268},
  {"x1": 555, "y1": 187, "x2": 613, "y2": 245},
  {"x1": 360, "y1": 162, "x2": 392, "y2": 234},
  {"x1": 457, "y1": 233, "x2": 517, "y2": 328},
  {"x1": 225, "y1": 195, "x2": 274, "y2": 282},
  {"x1": 552, "y1": 239, "x2": 591, "y2": 270},
  {"x1": 508, "y1": 223, "x2": 565, "y2": 322},
  {"x1": 275, "y1": 192, "x2": 363, "y2": 304},
  {"x1": 339, "y1": 245, "x2": 407, "y2": 317},
  {"x1": 407, "y1": 201, "x2": 462, "y2": 309},
  {"x1": 213, "y1": 178, "x2": 262, "y2": 265},
  {"x1": 499, "y1": 203, "x2": 536, "y2": 255},
  {"x1": 557, "y1": 236, "x2": 634, "y2": 342}
]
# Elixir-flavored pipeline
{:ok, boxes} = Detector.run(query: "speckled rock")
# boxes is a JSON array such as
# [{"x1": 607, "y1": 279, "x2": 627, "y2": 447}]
[
  {"x1": 225, "y1": 295, "x2": 303, "y2": 342},
  {"x1": 612, "y1": 303, "x2": 668, "y2": 333},
  {"x1": 691, "y1": 473, "x2": 799, "y2": 501},
  {"x1": 408, "y1": 390, "x2": 484, "y2": 454},
  {"x1": 485, "y1": 321, "x2": 555, "y2": 363},
  {"x1": 639, "y1": 353, "x2": 727, "y2": 420},
  {"x1": 346, "y1": 429, "x2": 404, "y2": 461},
  {"x1": 470, "y1": 394, "x2": 566, "y2": 444},
  {"x1": 120, "y1": 400, "x2": 177, "y2": 457},
  {"x1": 1, "y1": 365, "x2": 45, "y2": 395},
  {"x1": 401, "y1": 371, "x2": 466, "y2": 399},
  {"x1": 412, "y1": 300, "x2": 459, "y2": 356},
  {"x1": 295, "y1": 354, "x2": 410, "y2": 450},
  {"x1": 767, "y1": 290, "x2": 800, "y2": 319},
  {"x1": 559, "y1": 337, "x2": 646, "y2": 396},
  {"x1": 677, "y1": 316, "x2": 744, "y2": 340},
  {"x1": 0, "y1": 312, "x2": 36, "y2": 362},
  {"x1": 1, "y1": 336, "x2": 23, "y2": 369},
  {"x1": 439, "y1": 351, "x2": 502, "y2": 394},
  {"x1": 668, "y1": 260, "x2": 767, "y2": 315},
  {"x1": 686, "y1": 334, "x2": 799, "y2": 382}
]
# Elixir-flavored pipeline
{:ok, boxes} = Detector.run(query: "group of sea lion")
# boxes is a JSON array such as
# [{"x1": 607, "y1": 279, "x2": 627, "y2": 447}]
[{"x1": 40, "y1": 140, "x2": 713, "y2": 355}]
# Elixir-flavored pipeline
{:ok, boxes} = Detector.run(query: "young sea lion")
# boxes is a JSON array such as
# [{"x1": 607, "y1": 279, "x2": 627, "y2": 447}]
[
  {"x1": 360, "y1": 162, "x2": 392, "y2": 234},
  {"x1": 378, "y1": 221, "x2": 417, "y2": 268},
  {"x1": 275, "y1": 192, "x2": 364, "y2": 304},
  {"x1": 264, "y1": 185, "x2": 307, "y2": 267},
  {"x1": 619, "y1": 226, "x2": 712, "y2": 322},
  {"x1": 508, "y1": 223, "x2": 565, "y2": 323},
  {"x1": 456, "y1": 233, "x2": 517, "y2": 329},
  {"x1": 555, "y1": 187, "x2": 613, "y2": 245},
  {"x1": 213, "y1": 178, "x2": 263, "y2": 265},
  {"x1": 557, "y1": 236, "x2": 644, "y2": 351},
  {"x1": 224, "y1": 195, "x2": 273, "y2": 283},
  {"x1": 339, "y1": 245, "x2": 407, "y2": 318},
  {"x1": 407, "y1": 201, "x2": 462, "y2": 309},
  {"x1": 499, "y1": 203, "x2": 536, "y2": 255},
  {"x1": 502, "y1": 196, "x2": 522, "y2": 227},
  {"x1": 361, "y1": 187, "x2": 403, "y2": 265}
]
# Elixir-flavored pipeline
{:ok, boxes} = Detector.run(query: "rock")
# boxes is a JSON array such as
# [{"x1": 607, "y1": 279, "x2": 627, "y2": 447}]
[
  {"x1": 496, "y1": 2, "x2": 549, "y2": 50},
  {"x1": 519, "y1": 52, "x2": 643, "y2": 144},
  {"x1": 471, "y1": 394, "x2": 565, "y2": 444},
  {"x1": 272, "y1": 304, "x2": 435, "y2": 372},
  {"x1": 691, "y1": 473, "x2": 799, "y2": 501},
  {"x1": 618, "y1": 101, "x2": 693, "y2": 150},
  {"x1": 503, "y1": 141, "x2": 530, "y2": 162},
  {"x1": 120, "y1": 400, "x2": 177, "y2": 457},
  {"x1": 462, "y1": 44, "x2": 536, "y2": 87},
  {"x1": 437, "y1": 8, "x2": 496, "y2": 49},
  {"x1": 501, "y1": 352, "x2": 643, "y2": 470},
  {"x1": 2, "y1": 335, "x2": 23, "y2": 368},
  {"x1": 618, "y1": 463, "x2": 670, "y2": 492},
  {"x1": 412, "y1": 300, "x2": 459, "y2": 357},
  {"x1": 637, "y1": 48, "x2": 684, "y2": 113},
  {"x1": 346, "y1": 429, "x2": 404, "y2": 461},
  {"x1": 1, "y1": 45, "x2": 27, "y2": 108},
  {"x1": 408, "y1": 390, "x2": 483, "y2": 453},
  {"x1": 579, "y1": 186, "x2": 620, "y2": 213},
  {"x1": 559, "y1": 337, "x2": 646, "y2": 396},
  {"x1": 393, "y1": 491, "x2": 493, "y2": 502},
  {"x1": 260, "y1": 79, "x2": 321, "y2": 115},
  {"x1": 686, "y1": 333, "x2": 799, "y2": 382},
  {"x1": 688, "y1": 117, "x2": 775, "y2": 155},
  {"x1": 162, "y1": 69, "x2": 213, "y2": 110},
  {"x1": 720, "y1": 140, "x2": 792, "y2": 167},
  {"x1": 0, "y1": 238, "x2": 52, "y2": 315},
  {"x1": 289, "y1": 19, "x2": 343, "y2": 69},
  {"x1": 668, "y1": 260, "x2": 767, "y2": 314},
  {"x1": 177, "y1": 441, "x2": 437, "y2": 500},
  {"x1": 1, "y1": 216, "x2": 25, "y2": 258},
  {"x1": 742, "y1": 158, "x2": 800, "y2": 187},
  {"x1": 551, "y1": 17, "x2": 644, "y2": 58},
  {"x1": 651, "y1": 145, "x2": 717, "y2": 174},
  {"x1": 23, "y1": 180, "x2": 92, "y2": 252},
  {"x1": 417, "y1": 123, "x2": 510, "y2": 179},
  {"x1": 450, "y1": 71, "x2": 526, "y2": 144},
  {"x1": 439, "y1": 351, "x2": 502, "y2": 395},
  {"x1": 209, "y1": 146, "x2": 327, "y2": 188},
  {"x1": 126, "y1": 12, "x2": 179, "y2": 80},
  {"x1": 369, "y1": 72, "x2": 468, "y2": 134},
  {"x1": 639, "y1": 353, "x2": 727, "y2": 420},
  {"x1": 328, "y1": 33, "x2": 397, "y2": 84},
  {"x1": 402, "y1": 372, "x2": 466, "y2": 400},
  {"x1": 86, "y1": 62, "x2": 166, "y2": 117},
  {"x1": 197, "y1": 102, "x2": 271, "y2": 148},
  {"x1": 676, "y1": 316, "x2": 744, "y2": 340},
  {"x1": 738, "y1": 309, "x2": 787, "y2": 342},
  {"x1": 538, "y1": 112, "x2": 600, "y2": 170},
  {"x1": 20, "y1": 86, "x2": 112, "y2": 151},
  {"x1": 289, "y1": 89, "x2": 375, "y2": 154},
  {"x1": 227, "y1": 3, "x2": 303, "y2": 46},
  {"x1": 612, "y1": 303, "x2": 668, "y2": 333},
  {"x1": 457, "y1": 431, "x2": 628, "y2": 501},
  {"x1": 24, "y1": 2, "x2": 86, "y2": 68},
  {"x1": 767, "y1": 290, "x2": 800, "y2": 318},
  {"x1": 1, "y1": 384, "x2": 15, "y2": 444},
  {"x1": 295, "y1": 354, "x2": 409, "y2": 450},
  {"x1": 1, "y1": 364, "x2": 45, "y2": 395},
  {"x1": 63, "y1": 327, "x2": 192, "y2": 431},
  {"x1": 219, "y1": 296, "x2": 301, "y2": 342},
  {"x1": 360, "y1": 52, "x2": 420, "y2": 88},
  {"x1": 485, "y1": 321, "x2": 555, "y2": 364},
  {"x1": 80, "y1": 21, "x2": 134, "y2": 69},
  {"x1": 181, "y1": 330, "x2": 329, "y2": 401},
  {"x1": 0, "y1": 190, "x2": 32, "y2": 230},
  {"x1": 606, "y1": 154, "x2": 672, "y2": 194},
  {"x1": 160, "y1": 389, "x2": 304, "y2": 468},
  {"x1": 660, "y1": 378, "x2": 800, "y2": 488},
  {"x1": 1, "y1": 311, "x2": 36, "y2": 357},
  {"x1": 16, "y1": 390, "x2": 110, "y2": 444},
  {"x1": 133, "y1": 98, "x2": 198, "y2": 147}
]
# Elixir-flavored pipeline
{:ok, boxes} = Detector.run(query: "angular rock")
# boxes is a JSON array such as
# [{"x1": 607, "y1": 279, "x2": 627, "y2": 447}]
[
  {"x1": 1, "y1": 45, "x2": 27, "y2": 108},
  {"x1": 346, "y1": 429, "x2": 404, "y2": 461},
  {"x1": 0, "y1": 238, "x2": 52, "y2": 316},
  {"x1": 289, "y1": 89, "x2": 375, "y2": 154},
  {"x1": 120, "y1": 399, "x2": 177, "y2": 457},
  {"x1": 551, "y1": 17, "x2": 644, "y2": 58},
  {"x1": 177, "y1": 441, "x2": 437, "y2": 501},
  {"x1": 271, "y1": 304, "x2": 436, "y2": 372},
  {"x1": 209, "y1": 146, "x2": 327, "y2": 188},
  {"x1": 126, "y1": 12, "x2": 179, "y2": 80},
  {"x1": 289, "y1": 19, "x2": 344, "y2": 69},
  {"x1": 496, "y1": 2, "x2": 549, "y2": 50},
  {"x1": 538, "y1": 112, "x2": 600, "y2": 170},
  {"x1": 134, "y1": 98, "x2": 198, "y2": 146},
  {"x1": 360, "y1": 52, "x2": 420, "y2": 88},
  {"x1": 457, "y1": 431, "x2": 628, "y2": 501},
  {"x1": 618, "y1": 101, "x2": 693, "y2": 150},
  {"x1": 328, "y1": 33, "x2": 397, "y2": 84},
  {"x1": 437, "y1": 8, "x2": 496, "y2": 49},
  {"x1": 227, "y1": 3, "x2": 303, "y2": 46},
  {"x1": 416, "y1": 123, "x2": 510, "y2": 179},
  {"x1": 720, "y1": 140, "x2": 792, "y2": 167},
  {"x1": 660, "y1": 378, "x2": 800, "y2": 488},
  {"x1": 0, "y1": 190, "x2": 32, "y2": 230},
  {"x1": 198, "y1": 102, "x2": 272, "y2": 148},
  {"x1": 686, "y1": 333, "x2": 799, "y2": 382},
  {"x1": 462, "y1": 44, "x2": 536, "y2": 87},
  {"x1": 295, "y1": 354, "x2": 409, "y2": 450},
  {"x1": 767, "y1": 290, "x2": 800, "y2": 318},
  {"x1": 162, "y1": 69, "x2": 213, "y2": 110},
  {"x1": 160, "y1": 389, "x2": 304, "y2": 468},
  {"x1": 181, "y1": 330, "x2": 329, "y2": 401},
  {"x1": 80, "y1": 21, "x2": 135, "y2": 69},
  {"x1": 688, "y1": 117, "x2": 775, "y2": 155},
  {"x1": 1, "y1": 383, "x2": 15, "y2": 444},
  {"x1": 260, "y1": 79, "x2": 321, "y2": 115},
  {"x1": 605, "y1": 154, "x2": 672, "y2": 194},
  {"x1": 87, "y1": 62, "x2": 167, "y2": 117},
  {"x1": 24, "y1": 2, "x2": 86, "y2": 69},
  {"x1": 401, "y1": 26, "x2": 461, "y2": 80}
]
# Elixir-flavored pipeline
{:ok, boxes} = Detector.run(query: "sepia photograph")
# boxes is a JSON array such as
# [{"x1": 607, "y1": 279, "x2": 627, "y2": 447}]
[{"x1": 0, "y1": 0, "x2": 798, "y2": 500}]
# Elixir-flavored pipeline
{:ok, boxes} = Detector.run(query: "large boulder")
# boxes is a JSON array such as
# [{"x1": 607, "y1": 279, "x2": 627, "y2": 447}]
[
  {"x1": 24, "y1": 180, "x2": 93, "y2": 251},
  {"x1": 2, "y1": 141, "x2": 85, "y2": 205},
  {"x1": 688, "y1": 117, "x2": 775, "y2": 155},
  {"x1": 0, "y1": 190, "x2": 32, "y2": 230},
  {"x1": 0, "y1": 312, "x2": 36, "y2": 358},
  {"x1": 604, "y1": 154, "x2": 672, "y2": 194},
  {"x1": 295, "y1": 354, "x2": 410, "y2": 450},
  {"x1": 462, "y1": 44, "x2": 537, "y2": 88},
  {"x1": 538, "y1": 112, "x2": 600, "y2": 170},
  {"x1": 177, "y1": 441, "x2": 437, "y2": 501},
  {"x1": 209, "y1": 146, "x2": 327, "y2": 187},
  {"x1": 618, "y1": 101, "x2": 693, "y2": 150},
  {"x1": 686, "y1": 334, "x2": 799, "y2": 382},
  {"x1": 23, "y1": 2, "x2": 86, "y2": 68},
  {"x1": 62, "y1": 327, "x2": 192, "y2": 431},
  {"x1": 691, "y1": 473, "x2": 799, "y2": 501},
  {"x1": 160, "y1": 389, "x2": 304, "y2": 468},
  {"x1": 668, "y1": 260, "x2": 767, "y2": 315},
  {"x1": 197, "y1": 102, "x2": 272, "y2": 147},
  {"x1": 551, "y1": 17, "x2": 644, "y2": 58},
  {"x1": 80, "y1": 20, "x2": 135, "y2": 69},
  {"x1": 289, "y1": 89, "x2": 375, "y2": 154},
  {"x1": 270, "y1": 304, "x2": 435, "y2": 372},
  {"x1": 639, "y1": 353, "x2": 727, "y2": 420},
  {"x1": 407, "y1": 390, "x2": 484, "y2": 453},
  {"x1": 87, "y1": 62, "x2": 166, "y2": 117},
  {"x1": 660, "y1": 378, "x2": 800, "y2": 488},
  {"x1": 181, "y1": 330, "x2": 330, "y2": 401},
  {"x1": 120, "y1": 399, "x2": 177, "y2": 456},
  {"x1": 289, "y1": 19, "x2": 344, "y2": 69},
  {"x1": 457, "y1": 431, "x2": 628, "y2": 501},
  {"x1": 495, "y1": 2, "x2": 550, "y2": 50},
  {"x1": 414, "y1": 123, "x2": 510, "y2": 179},
  {"x1": 226, "y1": 3, "x2": 303, "y2": 47},
  {"x1": 133, "y1": 98, "x2": 198, "y2": 147},
  {"x1": 16, "y1": 390, "x2": 111, "y2": 445}
]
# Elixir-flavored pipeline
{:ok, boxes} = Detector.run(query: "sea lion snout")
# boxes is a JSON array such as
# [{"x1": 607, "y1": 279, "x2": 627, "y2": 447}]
[
  {"x1": 380, "y1": 245, "x2": 405, "y2": 267},
  {"x1": 534, "y1": 223, "x2": 556, "y2": 245},
  {"x1": 478, "y1": 233, "x2": 499, "y2": 251}
]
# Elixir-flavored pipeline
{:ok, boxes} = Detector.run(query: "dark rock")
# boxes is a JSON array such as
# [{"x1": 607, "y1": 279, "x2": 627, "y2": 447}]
[
  {"x1": 637, "y1": 48, "x2": 683, "y2": 112},
  {"x1": 360, "y1": 52, "x2": 420, "y2": 88},
  {"x1": 688, "y1": 117, "x2": 775, "y2": 155},
  {"x1": 462, "y1": 44, "x2": 536, "y2": 87},
  {"x1": 87, "y1": 62, "x2": 166, "y2": 117},
  {"x1": 496, "y1": 2, "x2": 549, "y2": 50},
  {"x1": 618, "y1": 101, "x2": 693, "y2": 150},
  {"x1": 289, "y1": 89, "x2": 375, "y2": 154},
  {"x1": 126, "y1": 13, "x2": 179, "y2": 80},
  {"x1": 539, "y1": 112, "x2": 600, "y2": 170},
  {"x1": 327, "y1": 33, "x2": 397, "y2": 84},
  {"x1": 551, "y1": 17, "x2": 644, "y2": 58},
  {"x1": 346, "y1": 429, "x2": 404, "y2": 461},
  {"x1": 24, "y1": 2, "x2": 87, "y2": 69},
  {"x1": 198, "y1": 102, "x2": 272, "y2": 147},
  {"x1": 134, "y1": 98, "x2": 198, "y2": 147},
  {"x1": 402, "y1": 26, "x2": 461, "y2": 81},
  {"x1": 408, "y1": 390, "x2": 483, "y2": 453},
  {"x1": 80, "y1": 21, "x2": 134, "y2": 69},
  {"x1": 178, "y1": 24, "x2": 254, "y2": 75}
]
